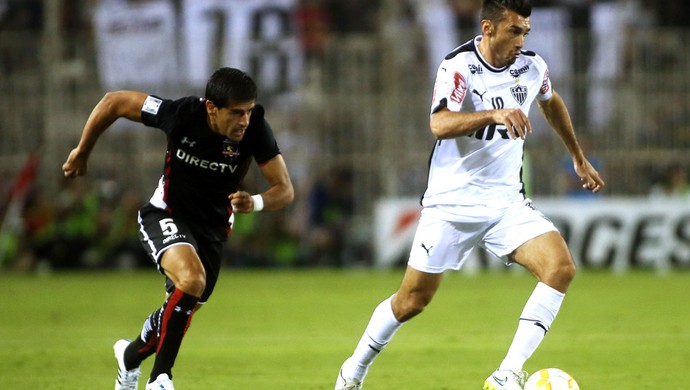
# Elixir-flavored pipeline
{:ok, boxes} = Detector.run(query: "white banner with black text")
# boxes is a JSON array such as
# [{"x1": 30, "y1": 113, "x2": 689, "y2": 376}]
[{"x1": 374, "y1": 197, "x2": 690, "y2": 271}]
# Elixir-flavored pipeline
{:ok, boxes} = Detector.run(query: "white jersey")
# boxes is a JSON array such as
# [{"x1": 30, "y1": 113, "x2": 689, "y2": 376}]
[{"x1": 423, "y1": 36, "x2": 553, "y2": 218}]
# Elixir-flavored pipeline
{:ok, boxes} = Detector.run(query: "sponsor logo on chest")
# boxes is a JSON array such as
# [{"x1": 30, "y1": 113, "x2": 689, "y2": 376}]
[{"x1": 175, "y1": 148, "x2": 238, "y2": 173}]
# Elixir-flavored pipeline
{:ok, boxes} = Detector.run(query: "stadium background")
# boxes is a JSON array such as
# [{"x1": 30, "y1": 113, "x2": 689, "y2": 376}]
[
  {"x1": 0, "y1": 0, "x2": 689, "y2": 271},
  {"x1": 1, "y1": 1, "x2": 689, "y2": 389}
]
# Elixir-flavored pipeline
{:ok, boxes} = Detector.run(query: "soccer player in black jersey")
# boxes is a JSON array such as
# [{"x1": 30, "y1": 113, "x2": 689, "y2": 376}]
[{"x1": 62, "y1": 68, "x2": 294, "y2": 390}]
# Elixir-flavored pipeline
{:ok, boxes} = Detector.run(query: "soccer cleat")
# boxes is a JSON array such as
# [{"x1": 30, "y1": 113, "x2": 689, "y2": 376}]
[
  {"x1": 114, "y1": 339, "x2": 141, "y2": 390},
  {"x1": 334, "y1": 369, "x2": 363, "y2": 390},
  {"x1": 146, "y1": 373, "x2": 175, "y2": 390},
  {"x1": 483, "y1": 369, "x2": 528, "y2": 390}
]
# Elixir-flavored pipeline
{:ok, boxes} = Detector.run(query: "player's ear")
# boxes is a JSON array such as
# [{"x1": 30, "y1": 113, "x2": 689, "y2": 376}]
[
  {"x1": 205, "y1": 99, "x2": 218, "y2": 115},
  {"x1": 481, "y1": 19, "x2": 493, "y2": 36}
]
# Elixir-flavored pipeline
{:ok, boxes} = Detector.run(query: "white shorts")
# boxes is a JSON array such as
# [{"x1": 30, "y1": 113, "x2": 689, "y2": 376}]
[{"x1": 408, "y1": 199, "x2": 558, "y2": 273}]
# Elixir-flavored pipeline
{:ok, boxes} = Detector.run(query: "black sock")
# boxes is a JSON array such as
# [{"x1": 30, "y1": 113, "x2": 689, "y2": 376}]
[
  {"x1": 123, "y1": 308, "x2": 162, "y2": 370},
  {"x1": 149, "y1": 288, "x2": 199, "y2": 381}
]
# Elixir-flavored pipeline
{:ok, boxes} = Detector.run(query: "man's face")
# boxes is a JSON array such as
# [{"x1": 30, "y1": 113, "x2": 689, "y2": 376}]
[
  {"x1": 484, "y1": 10, "x2": 531, "y2": 68},
  {"x1": 206, "y1": 99, "x2": 255, "y2": 141}
]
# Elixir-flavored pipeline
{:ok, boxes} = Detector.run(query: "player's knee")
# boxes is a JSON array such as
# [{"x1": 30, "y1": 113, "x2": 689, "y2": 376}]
[
  {"x1": 563, "y1": 260, "x2": 577, "y2": 281},
  {"x1": 393, "y1": 293, "x2": 432, "y2": 322},
  {"x1": 556, "y1": 258, "x2": 576, "y2": 283},
  {"x1": 176, "y1": 271, "x2": 206, "y2": 297},
  {"x1": 541, "y1": 258, "x2": 576, "y2": 292}
]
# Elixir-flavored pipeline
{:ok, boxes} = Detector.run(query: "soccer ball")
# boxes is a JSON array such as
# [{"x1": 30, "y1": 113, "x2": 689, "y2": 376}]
[{"x1": 524, "y1": 368, "x2": 579, "y2": 390}]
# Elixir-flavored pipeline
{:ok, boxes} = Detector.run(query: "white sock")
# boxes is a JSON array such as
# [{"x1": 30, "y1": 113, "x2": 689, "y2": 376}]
[
  {"x1": 499, "y1": 282, "x2": 565, "y2": 372},
  {"x1": 341, "y1": 296, "x2": 402, "y2": 381}
]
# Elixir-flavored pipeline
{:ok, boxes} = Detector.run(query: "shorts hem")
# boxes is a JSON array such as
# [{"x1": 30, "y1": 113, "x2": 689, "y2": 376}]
[{"x1": 407, "y1": 260, "x2": 458, "y2": 274}]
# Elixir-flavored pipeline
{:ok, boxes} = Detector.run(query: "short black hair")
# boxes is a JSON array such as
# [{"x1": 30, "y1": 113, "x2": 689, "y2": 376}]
[
  {"x1": 205, "y1": 67, "x2": 257, "y2": 108},
  {"x1": 481, "y1": 0, "x2": 532, "y2": 24}
]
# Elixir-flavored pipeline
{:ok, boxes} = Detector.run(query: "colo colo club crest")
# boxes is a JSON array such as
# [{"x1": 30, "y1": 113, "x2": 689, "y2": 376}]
[{"x1": 222, "y1": 139, "x2": 240, "y2": 158}]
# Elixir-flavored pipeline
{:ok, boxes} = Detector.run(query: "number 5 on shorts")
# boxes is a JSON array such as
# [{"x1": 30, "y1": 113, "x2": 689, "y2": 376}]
[{"x1": 159, "y1": 218, "x2": 178, "y2": 236}]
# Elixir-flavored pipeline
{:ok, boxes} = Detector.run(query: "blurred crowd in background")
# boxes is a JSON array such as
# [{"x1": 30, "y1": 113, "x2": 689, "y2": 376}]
[{"x1": 0, "y1": 0, "x2": 688, "y2": 271}]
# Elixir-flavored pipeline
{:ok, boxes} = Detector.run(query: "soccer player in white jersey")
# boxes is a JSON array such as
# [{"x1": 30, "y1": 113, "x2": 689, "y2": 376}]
[{"x1": 334, "y1": 1, "x2": 604, "y2": 389}]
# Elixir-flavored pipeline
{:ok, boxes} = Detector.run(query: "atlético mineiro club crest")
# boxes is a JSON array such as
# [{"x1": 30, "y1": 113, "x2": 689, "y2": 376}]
[
  {"x1": 511, "y1": 84, "x2": 527, "y2": 105},
  {"x1": 222, "y1": 139, "x2": 240, "y2": 159}
]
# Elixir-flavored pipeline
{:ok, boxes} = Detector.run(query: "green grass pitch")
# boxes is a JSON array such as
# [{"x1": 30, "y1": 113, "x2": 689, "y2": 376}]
[{"x1": 0, "y1": 268, "x2": 688, "y2": 388}]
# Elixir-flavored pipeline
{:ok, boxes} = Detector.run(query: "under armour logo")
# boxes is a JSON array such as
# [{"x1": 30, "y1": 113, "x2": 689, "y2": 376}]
[
  {"x1": 174, "y1": 306, "x2": 193, "y2": 315},
  {"x1": 181, "y1": 137, "x2": 196, "y2": 147},
  {"x1": 421, "y1": 243, "x2": 433, "y2": 256}
]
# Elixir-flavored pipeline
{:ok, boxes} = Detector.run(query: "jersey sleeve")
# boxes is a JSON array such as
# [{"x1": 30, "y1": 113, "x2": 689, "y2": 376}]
[
  {"x1": 534, "y1": 55, "x2": 554, "y2": 101},
  {"x1": 430, "y1": 59, "x2": 469, "y2": 115},
  {"x1": 140, "y1": 95, "x2": 187, "y2": 135},
  {"x1": 248, "y1": 105, "x2": 281, "y2": 166}
]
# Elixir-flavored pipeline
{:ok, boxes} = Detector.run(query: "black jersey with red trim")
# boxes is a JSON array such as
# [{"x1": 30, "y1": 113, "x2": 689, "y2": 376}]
[{"x1": 140, "y1": 95, "x2": 280, "y2": 240}]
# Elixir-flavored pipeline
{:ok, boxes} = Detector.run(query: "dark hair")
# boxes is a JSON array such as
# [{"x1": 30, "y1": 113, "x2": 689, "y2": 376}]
[
  {"x1": 481, "y1": 0, "x2": 532, "y2": 24},
  {"x1": 205, "y1": 67, "x2": 257, "y2": 108}
]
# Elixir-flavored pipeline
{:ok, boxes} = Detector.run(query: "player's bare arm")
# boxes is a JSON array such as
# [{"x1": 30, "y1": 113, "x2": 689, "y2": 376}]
[
  {"x1": 538, "y1": 90, "x2": 605, "y2": 192},
  {"x1": 63, "y1": 91, "x2": 148, "y2": 178},
  {"x1": 229, "y1": 154, "x2": 294, "y2": 213},
  {"x1": 430, "y1": 106, "x2": 531, "y2": 140}
]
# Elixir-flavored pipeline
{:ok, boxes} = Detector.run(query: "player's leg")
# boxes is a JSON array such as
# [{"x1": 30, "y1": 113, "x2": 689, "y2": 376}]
[
  {"x1": 336, "y1": 213, "x2": 468, "y2": 389},
  {"x1": 498, "y1": 230, "x2": 574, "y2": 371},
  {"x1": 147, "y1": 244, "x2": 205, "y2": 384},
  {"x1": 115, "y1": 207, "x2": 208, "y2": 390},
  {"x1": 122, "y1": 308, "x2": 162, "y2": 370},
  {"x1": 123, "y1": 297, "x2": 206, "y2": 366},
  {"x1": 482, "y1": 201, "x2": 574, "y2": 389},
  {"x1": 512, "y1": 230, "x2": 575, "y2": 292},
  {"x1": 336, "y1": 267, "x2": 443, "y2": 389}
]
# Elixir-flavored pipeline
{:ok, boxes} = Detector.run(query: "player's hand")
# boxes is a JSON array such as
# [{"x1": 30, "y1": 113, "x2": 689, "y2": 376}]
[
  {"x1": 496, "y1": 108, "x2": 531, "y2": 140},
  {"x1": 574, "y1": 159, "x2": 605, "y2": 193},
  {"x1": 62, "y1": 148, "x2": 89, "y2": 178},
  {"x1": 229, "y1": 191, "x2": 254, "y2": 213}
]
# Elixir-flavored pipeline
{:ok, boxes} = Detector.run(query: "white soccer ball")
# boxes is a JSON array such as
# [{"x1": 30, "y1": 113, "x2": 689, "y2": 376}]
[{"x1": 524, "y1": 368, "x2": 579, "y2": 390}]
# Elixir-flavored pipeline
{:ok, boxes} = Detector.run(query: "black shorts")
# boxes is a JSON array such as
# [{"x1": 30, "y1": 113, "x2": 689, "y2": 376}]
[{"x1": 137, "y1": 203, "x2": 223, "y2": 303}]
